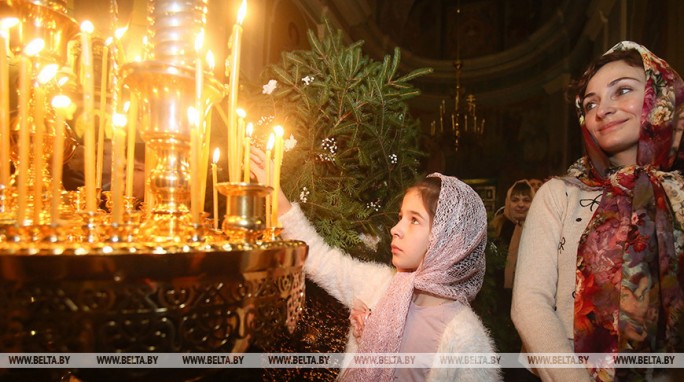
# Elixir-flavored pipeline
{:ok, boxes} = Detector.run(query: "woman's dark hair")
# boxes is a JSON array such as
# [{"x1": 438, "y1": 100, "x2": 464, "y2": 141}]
[
  {"x1": 408, "y1": 176, "x2": 441, "y2": 221},
  {"x1": 566, "y1": 49, "x2": 644, "y2": 104}
]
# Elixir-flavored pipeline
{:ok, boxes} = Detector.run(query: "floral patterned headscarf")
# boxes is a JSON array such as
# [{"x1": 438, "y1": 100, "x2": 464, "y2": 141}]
[{"x1": 566, "y1": 41, "x2": 684, "y2": 381}]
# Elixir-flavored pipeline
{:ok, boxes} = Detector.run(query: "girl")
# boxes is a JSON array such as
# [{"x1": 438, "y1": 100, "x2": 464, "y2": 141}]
[
  {"x1": 512, "y1": 41, "x2": 684, "y2": 382},
  {"x1": 250, "y1": 158, "x2": 500, "y2": 381}
]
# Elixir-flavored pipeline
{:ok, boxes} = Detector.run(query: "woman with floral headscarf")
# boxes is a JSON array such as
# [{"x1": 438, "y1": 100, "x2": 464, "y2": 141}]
[
  {"x1": 512, "y1": 41, "x2": 684, "y2": 382},
  {"x1": 250, "y1": 151, "x2": 500, "y2": 381}
]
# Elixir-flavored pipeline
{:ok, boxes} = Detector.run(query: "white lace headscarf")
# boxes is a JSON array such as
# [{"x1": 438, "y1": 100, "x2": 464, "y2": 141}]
[{"x1": 342, "y1": 173, "x2": 488, "y2": 382}]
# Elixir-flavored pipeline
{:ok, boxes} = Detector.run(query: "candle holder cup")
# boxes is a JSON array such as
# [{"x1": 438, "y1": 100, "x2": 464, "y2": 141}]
[{"x1": 215, "y1": 182, "x2": 272, "y2": 243}]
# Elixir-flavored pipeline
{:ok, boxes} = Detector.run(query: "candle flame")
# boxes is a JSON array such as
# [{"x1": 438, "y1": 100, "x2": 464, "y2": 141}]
[
  {"x1": 237, "y1": 0, "x2": 247, "y2": 25},
  {"x1": 24, "y1": 38, "x2": 45, "y2": 56},
  {"x1": 246, "y1": 122, "x2": 253, "y2": 137},
  {"x1": 123, "y1": 101, "x2": 131, "y2": 112},
  {"x1": 112, "y1": 113, "x2": 127, "y2": 127},
  {"x1": 273, "y1": 125, "x2": 284, "y2": 137},
  {"x1": 267, "y1": 133, "x2": 275, "y2": 151},
  {"x1": 195, "y1": 30, "x2": 204, "y2": 52},
  {"x1": 80, "y1": 21, "x2": 94, "y2": 34},
  {"x1": 213, "y1": 148, "x2": 220, "y2": 163},
  {"x1": 187, "y1": 106, "x2": 199, "y2": 125},
  {"x1": 115, "y1": 26, "x2": 128, "y2": 40},
  {"x1": 37, "y1": 64, "x2": 59, "y2": 84},
  {"x1": 237, "y1": 108, "x2": 246, "y2": 118},
  {"x1": 51, "y1": 95, "x2": 71, "y2": 109},
  {"x1": 105, "y1": 37, "x2": 113, "y2": 46},
  {"x1": 206, "y1": 50, "x2": 215, "y2": 71},
  {"x1": 57, "y1": 76, "x2": 69, "y2": 87},
  {"x1": 0, "y1": 18, "x2": 19, "y2": 30}
]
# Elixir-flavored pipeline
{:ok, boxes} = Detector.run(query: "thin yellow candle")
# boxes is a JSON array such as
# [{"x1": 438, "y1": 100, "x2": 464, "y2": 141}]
[
  {"x1": 96, "y1": 38, "x2": 111, "y2": 190},
  {"x1": 272, "y1": 125, "x2": 284, "y2": 227},
  {"x1": 236, "y1": 107, "x2": 245, "y2": 180},
  {"x1": 226, "y1": 0, "x2": 247, "y2": 183},
  {"x1": 32, "y1": 64, "x2": 58, "y2": 224},
  {"x1": 242, "y1": 122, "x2": 252, "y2": 183},
  {"x1": 264, "y1": 133, "x2": 274, "y2": 228},
  {"x1": 124, "y1": 98, "x2": 138, "y2": 198},
  {"x1": 16, "y1": 39, "x2": 44, "y2": 225},
  {"x1": 212, "y1": 148, "x2": 219, "y2": 230},
  {"x1": 188, "y1": 106, "x2": 200, "y2": 225},
  {"x1": 81, "y1": 21, "x2": 97, "y2": 213},
  {"x1": 114, "y1": 26, "x2": 127, "y2": 63},
  {"x1": 110, "y1": 113, "x2": 127, "y2": 224},
  {"x1": 50, "y1": 95, "x2": 71, "y2": 225},
  {"x1": 0, "y1": 18, "x2": 19, "y2": 186},
  {"x1": 198, "y1": 50, "x2": 215, "y2": 211}
]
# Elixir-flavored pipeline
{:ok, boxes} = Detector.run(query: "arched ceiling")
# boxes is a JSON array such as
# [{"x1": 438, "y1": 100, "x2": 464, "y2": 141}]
[{"x1": 307, "y1": 0, "x2": 597, "y2": 110}]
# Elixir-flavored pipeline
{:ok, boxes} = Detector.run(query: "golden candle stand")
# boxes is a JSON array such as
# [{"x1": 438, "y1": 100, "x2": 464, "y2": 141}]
[{"x1": 0, "y1": 1, "x2": 309, "y2": 381}]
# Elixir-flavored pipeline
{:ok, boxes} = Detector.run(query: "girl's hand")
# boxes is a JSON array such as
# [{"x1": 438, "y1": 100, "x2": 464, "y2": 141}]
[{"x1": 250, "y1": 147, "x2": 292, "y2": 215}]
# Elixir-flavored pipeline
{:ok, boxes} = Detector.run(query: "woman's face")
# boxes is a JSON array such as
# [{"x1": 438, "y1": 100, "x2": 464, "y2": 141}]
[
  {"x1": 390, "y1": 189, "x2": 431, "y2": 272},
  {"x1": 582, "y1": 60, "x2": 646, "y2": 166},
  {"x1": 509, "y1": 192, "x2": 532, "y2": 222}
]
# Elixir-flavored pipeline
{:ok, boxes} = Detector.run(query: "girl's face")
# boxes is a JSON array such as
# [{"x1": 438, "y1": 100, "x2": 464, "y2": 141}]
[
  {"x1": 509, "y1": 192, "x2": 532, "y2": 222},
  {"x1": 390, "y1": 189, "x2": 431, "y2": 272},
  {"x1": 582, "y1": 60, "x2": 646, "y2": 166}
]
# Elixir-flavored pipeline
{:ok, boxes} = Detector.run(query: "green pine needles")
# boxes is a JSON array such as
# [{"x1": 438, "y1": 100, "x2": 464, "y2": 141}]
[{"x1": 244, "y1": 20, "x2": 431, "y2": 263}]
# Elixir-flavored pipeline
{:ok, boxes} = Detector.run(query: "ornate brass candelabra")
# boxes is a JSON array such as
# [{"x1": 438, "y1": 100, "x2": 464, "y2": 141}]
[{"x1": 0, "y1": 1, "x2": 308, "y2": 381}]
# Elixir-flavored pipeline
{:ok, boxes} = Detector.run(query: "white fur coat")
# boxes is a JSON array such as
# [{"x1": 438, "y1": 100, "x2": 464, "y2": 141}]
[{"x1": 280, "y1": 203, "x2": 502, "y2": 381}]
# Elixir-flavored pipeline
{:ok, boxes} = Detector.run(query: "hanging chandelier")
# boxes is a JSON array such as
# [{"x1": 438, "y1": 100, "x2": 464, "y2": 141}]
[{"x1": 431, "y1": 0, "x2": 485, "y2": 151}]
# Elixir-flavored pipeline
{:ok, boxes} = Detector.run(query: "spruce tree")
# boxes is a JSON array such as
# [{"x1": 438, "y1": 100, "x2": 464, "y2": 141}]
[{"x1": 244, "y1": 20, "x2": 431, "y2": 263}]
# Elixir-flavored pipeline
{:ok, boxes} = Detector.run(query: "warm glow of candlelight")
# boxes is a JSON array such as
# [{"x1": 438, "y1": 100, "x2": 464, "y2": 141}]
[
  {"x1": 24, "y1": 39, "x2": 45, "y2": 56},
  {"x1": 212, "y1": 148, "x2": 220, "y2": 229},
  {"x1": 50, "y1": 95, "x2": 71, "y2": 225},
  {"x1": 237, "y1": 0, "x2": 247, "y2": 24},
  {"x1": 0, "y1": 18, "x2": 19, "y2": 29},
  {"x1": 206, "y1": 50, "x2": 215, "y2": 71},
  {"x1": 115, "y1": 26, "x2": 128, "y2": 40},
  {"x1": 37, "y1": 64, "x2": 58, "y2": 83}
]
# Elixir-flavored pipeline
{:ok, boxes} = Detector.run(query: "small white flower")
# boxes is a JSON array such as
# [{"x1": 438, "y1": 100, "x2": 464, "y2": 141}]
[
  {"x1": 365, "y1": 200, "x2": 381, "y2": 212},
  {"x1": 302, "y1": 75, "x2": 314, "y2": 85},
  {"x1": 284, "y1": 134, "x2": 297, "y2": 152},
  {"x1": 318, "y1": 137, "x2": 338, "y2": 162},
  {"x1": 388, "y1": 154, "x2": 398, "y2": 164},
  {"x1": 299, "y1": 187, "x2": 310, "y2": 203},
  {"x1": 262, "y1": 79, "x2": 278, "y2": 95}
]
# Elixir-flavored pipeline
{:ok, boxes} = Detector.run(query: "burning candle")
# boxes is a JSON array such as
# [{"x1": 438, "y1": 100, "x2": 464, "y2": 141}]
[
  {"x1": 0, "y1": 18, "x2": 19, "y2": 187},
  {"x1": 264, "y1": 133, "x2": 274, "y2": 227},
  {"x1": 96, "y1": 38, "x2": 111, "y2": 190},
  {"x1": 81, "y1": 21, "x2": 97, "y2": 213},
  {"x1": 272, "y1": 125, "x2": 284, "y2": 227},
  {"x1": 212, "y1": 148, "x2": 219, "y2": 230},
  {"x1": 32, "y1": 64, "x2": 58, "y2": 223},
  {"x1": 226, "y1": 0, "x2": 246, "y2": 183},
  {"x1": 242, "y1": 122, "x2": 253, "y2": 183},
  {"x1": 16, "y1": 39, "x2": 44, "y2": 225},
  {"x1": 51, "y1": 95, "x2": 71, "y2": 224}
]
